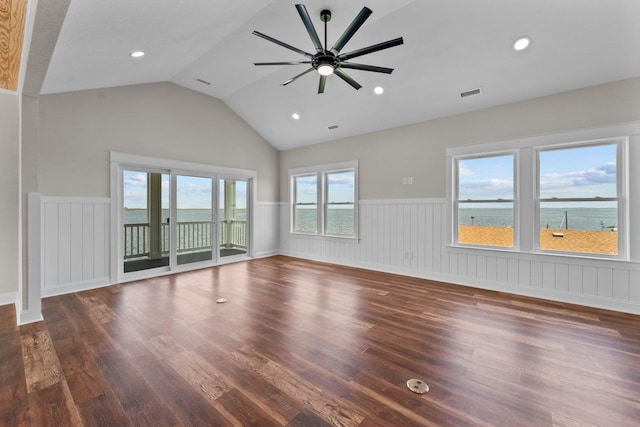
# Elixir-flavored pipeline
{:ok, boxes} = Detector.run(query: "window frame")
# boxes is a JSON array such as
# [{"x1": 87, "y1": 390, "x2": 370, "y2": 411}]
[
  {"x1": 453, "y1": 151, "x2": 518, "y2": 250},
  {"x1": 446, "y1": 125, "x2": 632, "y2": 261},
  {"x1": 534, "y1": 138, "x2": 626, "y2": 258},
  {"x1": 289, "y1": 161, "x2": 358, "y2": 239},
  {"x1": 292, "y1": 173, "x2": 320, "y2": 234}
]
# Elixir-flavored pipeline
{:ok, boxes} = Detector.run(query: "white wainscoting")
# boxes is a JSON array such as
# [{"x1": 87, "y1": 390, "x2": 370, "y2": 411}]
[
  {"x1": 41, "y1": 197, "x2": 111, "y2": 297},
  {"x1": 37, "y1": 197, "x2": 280, "y2": 298},
  {"x1": 280, "y1": 199, "x2": 640, "y2": 314},
  {"x1": 254, "y1": 202, "x2": 281, "y2": 258}
]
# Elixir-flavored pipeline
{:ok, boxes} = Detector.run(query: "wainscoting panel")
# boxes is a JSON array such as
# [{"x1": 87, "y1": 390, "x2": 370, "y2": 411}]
[
  {"x1": 41, "y1": 197, "x2": 111, "y2": 297},
  {"x1": 280, "y1": 198, "x2": 640, "y2": 314},
  {"x1": 254, "y1": 202, "x2": 280, "y2": 258}
]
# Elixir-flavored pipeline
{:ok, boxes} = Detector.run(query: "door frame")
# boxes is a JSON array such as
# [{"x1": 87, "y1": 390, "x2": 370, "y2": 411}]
[
  {"x1": 110, "y1": 151, "x2": 256, "y2": 283},
  {"x1": 217, "y1": 176, "x2": 252, "y2": 262}
]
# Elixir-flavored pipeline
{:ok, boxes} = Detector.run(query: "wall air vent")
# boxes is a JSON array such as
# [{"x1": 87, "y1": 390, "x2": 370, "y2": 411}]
[
  {"x1": 328, "y1": 125, "x2": 339, "y2": 130},
  {"x1": 196, "y1": 78, "x2": 211, "y2": 85},
  {"x1": 460, "y1": 87, "x2": 482, "y2": 98}
]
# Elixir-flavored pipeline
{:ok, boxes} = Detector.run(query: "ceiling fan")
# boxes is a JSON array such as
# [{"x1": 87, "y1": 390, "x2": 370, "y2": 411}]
[{"x1": 252, "y1": 4, "x2": 404, "y2": 94}]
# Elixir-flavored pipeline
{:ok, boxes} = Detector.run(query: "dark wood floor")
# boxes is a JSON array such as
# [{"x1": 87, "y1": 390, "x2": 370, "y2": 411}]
[{"x1": 2, "y1": 255, "x2": 639, "y2": 426}]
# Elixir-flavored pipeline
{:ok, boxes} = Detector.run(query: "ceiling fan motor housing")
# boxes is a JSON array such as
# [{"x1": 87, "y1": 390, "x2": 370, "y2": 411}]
[{"x1": 313, "y1": 54, "x2": 338, "y2": 70}]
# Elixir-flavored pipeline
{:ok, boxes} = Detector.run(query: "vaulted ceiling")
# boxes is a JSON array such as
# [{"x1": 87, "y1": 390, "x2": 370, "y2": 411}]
[{"x1": 24, "y1": 1, "x2": 640, "y2": 150}]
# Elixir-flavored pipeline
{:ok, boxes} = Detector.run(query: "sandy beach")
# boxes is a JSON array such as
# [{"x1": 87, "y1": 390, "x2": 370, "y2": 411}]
[{"x1": 458, "y1": 225, "x2": 617, "y2": 255}]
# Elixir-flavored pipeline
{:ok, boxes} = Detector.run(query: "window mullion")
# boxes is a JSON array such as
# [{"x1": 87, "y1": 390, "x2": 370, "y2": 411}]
[{"x1": 319, "y1": 172, "x2": 324, "y2": 235}]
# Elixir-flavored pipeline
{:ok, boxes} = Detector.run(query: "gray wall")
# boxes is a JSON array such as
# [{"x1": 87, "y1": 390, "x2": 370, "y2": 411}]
[
  {"x1": 0, "y1": 92, "x2": 20, "y2": 295},
  {"x1": 34, "y1": 82, "x2": 279, "y2": 201},
  {"x1": 279, "y1": 77, "x2": 640, "y2": 201}
]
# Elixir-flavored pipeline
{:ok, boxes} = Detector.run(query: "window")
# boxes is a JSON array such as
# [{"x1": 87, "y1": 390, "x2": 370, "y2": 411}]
[
  {"x1": 448, "y1": 129, "x2": 628, "y2": 260},
  {"x1": 455, "y1": 154, "x2": 515, "y2": 247},
  {"x1": 537, "y1": 142, "x2": 621, "y2": 255},
  {"x1": 290, "y1": 162, "x2": 358, "y2": 238},
  {"x1": 325, "y1": 170, "x2": 356, "y2": 236},
  {"x1": 293, "y1": 174, "x2": 318, "y2": 234}
]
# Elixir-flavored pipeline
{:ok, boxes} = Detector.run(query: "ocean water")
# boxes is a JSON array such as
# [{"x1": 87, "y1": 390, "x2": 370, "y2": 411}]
[
  {"x1": 295, "y1": 208, "x2": 355, "y2": 235},
  {"x1": 458, "y1": 208, "x2": 617, "y2": 230},
  {"x1": 124, "y1": 209, "x2": 245, "y2": 224},
  {"x1": 126, "y1": 207, "x2": 613, "y2": 233}
]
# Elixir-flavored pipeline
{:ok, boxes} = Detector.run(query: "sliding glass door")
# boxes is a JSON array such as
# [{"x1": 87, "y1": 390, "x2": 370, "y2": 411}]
[
  {"x1": 123, "y1": 169, "x2": 170, "y2": 274},
  {"x1": 176, "y1": 174, "x2": 214, "y2": 266},
  {"x1": 219, "y1": 178, "x2": 248, "y2": 258},
  {"x1": 117, "y1": 159, "x2": 253, "y2": 281}
]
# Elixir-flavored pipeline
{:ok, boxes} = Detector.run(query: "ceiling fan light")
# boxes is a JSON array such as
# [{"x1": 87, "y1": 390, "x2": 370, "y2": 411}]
[
  {"x1": 513, "y1": 37, "x2": 531, "y2": 51},
  {"x1": 317, "y1": 64, "x2": 335, "y2": 76}
]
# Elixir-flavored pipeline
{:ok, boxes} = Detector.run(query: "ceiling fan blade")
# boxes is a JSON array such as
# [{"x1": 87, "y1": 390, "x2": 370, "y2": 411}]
[
  {"x1": 339, "y1": 62, "x2": 394, "y2": 74},
  {"x1": 254, "y1": 61, "x2": 312, "y2": 66},
  {"x1": 282, "y1": 67, "x2": 315, "y2": 86},
  {"x1": 252, "y1": 31, "x2": 314, "y2": 58},
  {"x1": 334, "y1": 69, "x2": 362, "y2": 90},
  {"x1": 318, "y1": 75, "x2": 327, "y2": 94},
  {"x1": 337, "y1": 37, "x2": 404, "y2": 61},
  {"x1": 295, "y1": 4, "x2": 324, "y2": 54},
  {"x1": 330, "y1": 7, "x2": 372, "y2": 55}
]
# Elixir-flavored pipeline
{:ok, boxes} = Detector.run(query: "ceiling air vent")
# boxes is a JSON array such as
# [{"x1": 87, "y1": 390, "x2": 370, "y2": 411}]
[
  {"x1": 328, "y1": 125, "x2": 339, "y2": 130},
  {"x1": 196, "y1": 78, "x2": 211, "y2": 85},
  {"x1": 460, "y1": 87, "x2": 482, "y2": 98}
]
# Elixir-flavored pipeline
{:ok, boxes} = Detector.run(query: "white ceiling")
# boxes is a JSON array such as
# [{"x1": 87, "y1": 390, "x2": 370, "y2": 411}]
[{"x1": 40, "y1": 0, "x2": 640, "y2": 151}]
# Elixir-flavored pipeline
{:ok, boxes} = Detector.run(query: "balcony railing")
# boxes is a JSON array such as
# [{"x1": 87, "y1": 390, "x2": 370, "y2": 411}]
[{"x1": 124, "y1": 220, "x2": 246, "y2": 259}]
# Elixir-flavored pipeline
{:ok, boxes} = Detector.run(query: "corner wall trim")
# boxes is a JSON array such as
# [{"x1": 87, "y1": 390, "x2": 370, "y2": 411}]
[{"x1": 20, "y1": 193, "x2": 43, "y2": 325}]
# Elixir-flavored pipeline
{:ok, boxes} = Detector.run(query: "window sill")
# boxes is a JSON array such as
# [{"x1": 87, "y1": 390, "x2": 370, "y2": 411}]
[
  {"x1": 289, "y1": 232, "x2": 359, "y2": 243},
  {"x1": 447, "y1": 244, "x2": 629, "y2": 263}
]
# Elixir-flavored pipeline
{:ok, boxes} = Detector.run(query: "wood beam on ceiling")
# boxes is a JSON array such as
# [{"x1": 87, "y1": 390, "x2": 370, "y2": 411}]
[{"x1": 0, "y1": 0, "x2": 28, "y2": 92}]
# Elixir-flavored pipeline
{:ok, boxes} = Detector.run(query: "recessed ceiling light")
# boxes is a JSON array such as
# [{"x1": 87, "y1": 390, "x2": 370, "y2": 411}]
[
  {"x1": 374, "y1": 86, "x2": 384, "y2": 95},
  {"x1": 513, "y1": 37, "x2": 531, "y2": 51},
  {"x1": 130, "y1": 50, "x2": 145, "y2": 58},
  {"x1": 292, "y1": 113, "x2": 300, "y2": 120}
]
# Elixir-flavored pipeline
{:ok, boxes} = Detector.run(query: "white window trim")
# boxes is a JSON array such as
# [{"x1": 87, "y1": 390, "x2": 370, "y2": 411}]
[
  {"x1": 453, "y1": 151, "x2": 519, "y2": 250},
  {"x1": 534, "y1": 138, "x2": 627, "y2": 259},
  {"x1": 289, "y1": 160, "x2": 359, "y2": 240},
  {"x1": 446, "y1": 122, "x2": 639, "y2": 261}
]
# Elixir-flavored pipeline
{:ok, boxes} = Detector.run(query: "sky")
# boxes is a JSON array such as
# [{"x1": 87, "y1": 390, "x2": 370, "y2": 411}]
[
  {"x1": 295, "y1": 171, "x2": 355, "y2": 205},
  {"x1": 123, "y1": 171, "x2": 247, "y2": 209},
  {"x1": 458, "y1": 144, "x2": 617, "y2": 201}
]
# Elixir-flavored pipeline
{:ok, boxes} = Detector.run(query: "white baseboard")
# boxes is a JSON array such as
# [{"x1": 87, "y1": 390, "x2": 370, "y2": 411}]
[
  {"x1": 279, "y1": 250, "x2": 640, "y2": 316},
  {"x1": 255, "y1": 250, "x2": 280, "y2": 259},
  {"x1": 18, "y1": 309, "x2": 44, "y2": 325},
  {"x1": 42, "y1": 277, "x2": 112, "y2": 298}
]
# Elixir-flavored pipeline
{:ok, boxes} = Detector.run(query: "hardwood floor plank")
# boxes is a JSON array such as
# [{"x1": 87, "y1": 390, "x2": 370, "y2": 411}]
[
  {"x1": 231, "y1": 345, "x2": 366, "y2": 426},
  {"x1": 287, "y1": 409, "x2": 333, "y2": 427},
  {"x1": 76, "y1": 393, "x2": 132, "y2": 427},
  {"x1": 2, "y1": 255, "x2": 639, "y2": 425},
  {"x1": 95, "y1": 350, "x2": 179, "y2": 427},
  {"x1": 146, "y1": 335, "x2": 231, "y2": 401},
  {"x1": 27, "y1": 381, "x2": 83, "y2": 427},
  {"x1": 0, "y1": 382, "x2": 30, "y2": 426},
  {"x1": 134, "y1": 354, "x2": 234, "y2": 427},
  {"x1": 19, "y1": 323, "x2": 63, "y2": 392}
]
